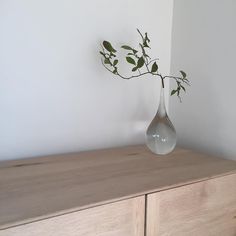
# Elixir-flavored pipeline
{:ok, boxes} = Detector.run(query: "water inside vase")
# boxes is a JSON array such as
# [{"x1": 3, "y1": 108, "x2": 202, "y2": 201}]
[{"x1": 146, "y1": 85, "x2": 177, "y2": 155}]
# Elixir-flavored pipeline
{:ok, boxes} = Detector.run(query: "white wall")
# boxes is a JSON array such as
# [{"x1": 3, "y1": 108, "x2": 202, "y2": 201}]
[
  {"x1": 0, "y1": 0, "x2": 174, "y2": 160},
  {"x1": 170, "y1": 0, "x2": 236, "y2": 160}
]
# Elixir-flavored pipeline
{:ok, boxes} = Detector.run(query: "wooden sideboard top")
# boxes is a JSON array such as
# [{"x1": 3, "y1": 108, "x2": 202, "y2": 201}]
[{"x1": 1, "y1": 145, "x2": 236, "y2": 229}]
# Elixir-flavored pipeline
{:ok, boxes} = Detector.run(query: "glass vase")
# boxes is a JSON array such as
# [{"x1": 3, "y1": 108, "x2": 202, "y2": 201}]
[{"x1": 146, "y1": 85, "x2": 177, "y2": 155}]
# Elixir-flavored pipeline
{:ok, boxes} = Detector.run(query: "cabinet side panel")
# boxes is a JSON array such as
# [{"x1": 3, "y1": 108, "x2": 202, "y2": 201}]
[
  {"x1": 146, "y1": 174, "x2": 236, "y2": 236},
  {"x1": 0, "y1": 196, "x2": 145, "y2": 236}
]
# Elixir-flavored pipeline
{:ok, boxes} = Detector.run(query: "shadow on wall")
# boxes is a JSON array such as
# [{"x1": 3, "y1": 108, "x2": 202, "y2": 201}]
[
  {"x1": 170, "y1": 72, "x2": 224, "y2": 157},
  {"x1": 170, "y1": 0, "x2": 236, "y2": 160}
]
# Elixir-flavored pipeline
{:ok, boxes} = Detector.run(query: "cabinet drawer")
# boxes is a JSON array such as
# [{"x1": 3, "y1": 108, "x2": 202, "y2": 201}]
[
  {"x1": 1, "y1": 196, "x2": 145, "y2": 236},
  {"x1": 146, "y1": 174, "x2": 236, "y2": 236}
]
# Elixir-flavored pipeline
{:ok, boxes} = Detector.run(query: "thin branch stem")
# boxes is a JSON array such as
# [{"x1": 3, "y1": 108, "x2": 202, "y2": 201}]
[
  {"x1": 101, "y1": 59, "x2": 162, "y2": 80},
  {"x1": 117, "y1": 71, "x2": 150, "y2": 80},
  {"x1": 137, "y1": 28, "x2": 144, "y2": 42},
  {"x1": 100, "y1": 29, "x2": 189, "y2": 101},
  {"x1": 101, "y1": 59, "x2": 115, "y2": 73},
  {"x1": 164, "y1": 75, "x2": 190, "y2": 85},
  {"x1": 138, "y1": 43, "x2": 150, "y2": 72},
  {"x1": 163, "y1": 75, "x2": 181, "y2": 80},
  {"x1": 147, "y1": 58, "x2": 159, "y2": 65},
  {"x1": 144, "y1": 61, "x2": 150, "y2": 72},
  {"x1": 161, "y1": 77, "x2": 165, "y2": 88}
]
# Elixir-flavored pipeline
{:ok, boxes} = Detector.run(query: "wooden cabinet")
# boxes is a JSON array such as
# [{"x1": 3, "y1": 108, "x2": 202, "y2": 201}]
[
  {"x1": 2, "y1": 197, "x2": 145, "y2": 236},
  {"x1": 146, "y1": 174, "x2": 236, "y2": 236},
  {"x1": 0, "y1": 145, "x2": 236, "y2": 235}
]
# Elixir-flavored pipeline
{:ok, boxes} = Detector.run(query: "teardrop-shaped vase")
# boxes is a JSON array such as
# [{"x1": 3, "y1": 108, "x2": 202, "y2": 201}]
[{"x1": 146, "y1": 85, "x2": 176, "y2": 155}]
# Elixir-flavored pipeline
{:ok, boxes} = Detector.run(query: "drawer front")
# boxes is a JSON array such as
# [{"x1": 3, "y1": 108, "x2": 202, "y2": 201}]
[
  {"x1": 1, "y1": 196, "x2": 145, "y2": 236},
  {"x1": 146, "y1": 174, "x2": 236, "y2": 236}
]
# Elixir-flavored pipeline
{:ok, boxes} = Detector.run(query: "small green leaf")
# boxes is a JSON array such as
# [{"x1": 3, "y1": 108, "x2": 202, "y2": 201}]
[
  {"x1": 140, "y1": 43, "x2": 145, "y2": 52},
  {"x1": 143, "y1": 41, "x2": 150, "y2": 48},
  {"x1": 99, "y1": 51, "x2": 105, "y2": 57},
  {"x1": 113, "y1": 59, "x2": 118, "y2": 66},
  {"x1": 113, "y1": 67, "x2": 117, "y2": 74},
  {"x1": 132, "y1": 67, "x2": 138, "y2": 72},
  {"x1": 145, "y1": 32, "x2": 150, "y2": 43},
  {"x1": 126, "y1": 57, "x2": 136, "y2": 65},
  {"x1": 181, "y1": 85, "x2": 186, "y2": 92},
  {"x1": 180, "y1": 70, "x2": 186, "y2": 78},
  {"x1": 110, "y1": 52, "x2": 116, "y2": 58},
  {"x1": 171, "y1": 90, "x2": 177, "y2": 96},
  {"x1": 103, "y1": 41, "x2": 116, "y2": 53},
  {"x1": 151, "y1": 62, "x2": 158, "y2": 73},
  {"x1": 137, "y1": 57, "x2": 145, "y2": 68},
  {"x1": 132, "y1": 49, "x2": 138, "y2": 54},
  {"x1": 121, "y1": 45, "x2": 133, "y2": 50},
  {"x1": 139, "y1": 44, "x2": 150, "y2": 58},
  {"x1": 104, "y1": 58, "x2": 110, "y2": 64}
]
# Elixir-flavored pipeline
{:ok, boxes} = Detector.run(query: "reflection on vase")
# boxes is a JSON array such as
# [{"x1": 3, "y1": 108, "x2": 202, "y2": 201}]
[{"x1": 146, "y1": 85, "x2": 176, "y2": 155}]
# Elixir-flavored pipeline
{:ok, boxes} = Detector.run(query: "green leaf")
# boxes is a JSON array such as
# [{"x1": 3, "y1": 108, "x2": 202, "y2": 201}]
[
  {"x1": 121, "y1": 45, "x2": 138, "y2": 55},
  {"x1": 171, "y1": 90, "x2": 177, "y2": 96},
  {"x1": 113, "y1": 59, "x2": 118, "y2": 66},
  {"x1": 104, "y1": 58, "x2": 110, "y2": 64},
  {"x1": 121, "y1": 45, "x2": 133, "y2": 50},
  {"x1": 180, "y1": 70, "x2": 186, "y2": 78},
  {"x1": 110, "y1": 52, "x2": 116, "y2": 58},
  {"x1": 151, "y1": 62, "x2": 158, "y2": 73},
  {"x1": 132, "y1": 67, "x2": 138, "y2": 72},
  {"x1": 139, "y1": 44, "x2": 150, "y2": 58},
  {"x1": 137, "y1": 28, "x2": 144, "y2": 40},
  {"x1": 113, "y1": 67, "x2": 117, "y2": 74},
  {"x1": 181, "y1": 85, "x2": 186, "y2": 92},
  {"x1": 145, "y1": 32, "x2": 150, "y2": 43},
  {"x1": 139, "y1": 43, "x2": 145, "y2": 53},
  {"x1": 143, "y1": 41, "x2": 150, "y2": 48},
  {"x1": 137, "y1": 57, "x2": 145, "y2": 68},
  {"x1": 126, "y1": 57, "x2": 136, "y2": 65},
  {"x1": 99, "y1": 51, "x2": 105, "y2": 57},
  {"x1": 103, "y1": 41, "x2": 116, "y2": 53}
]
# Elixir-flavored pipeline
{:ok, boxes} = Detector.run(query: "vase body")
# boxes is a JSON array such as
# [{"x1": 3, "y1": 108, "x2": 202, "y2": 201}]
[{"x1": 146, "y1": 86, "x2": 177, "y2": 155}]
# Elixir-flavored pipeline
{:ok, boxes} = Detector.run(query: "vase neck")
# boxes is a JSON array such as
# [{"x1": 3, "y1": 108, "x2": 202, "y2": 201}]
[{"x1": 158, "y1": 85, "x2": 167, "y2": 117}]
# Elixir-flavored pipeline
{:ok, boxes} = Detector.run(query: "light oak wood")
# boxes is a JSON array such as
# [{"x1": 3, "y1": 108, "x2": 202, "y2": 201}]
[
  {"x1": 0, "y1": 196, "x2": 145, "y2": 236},
  {"x1": 146, "y1": 174, "x2": 236, "y2": 236},
  {"x1": 1, "y1": 145, "x2": 236, "y2": 229}
]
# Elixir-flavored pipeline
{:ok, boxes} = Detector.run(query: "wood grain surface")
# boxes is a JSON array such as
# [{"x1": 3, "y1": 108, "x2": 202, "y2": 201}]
[
  {"x1": 146, "y1": 174, "x2": 236, "y2": 236},
  {"x1": 1, "y1": 145, "x2": 236, "y2": 229},
  {"x1": 1, "y1": 196, "x2": 145, "y2": 236}
]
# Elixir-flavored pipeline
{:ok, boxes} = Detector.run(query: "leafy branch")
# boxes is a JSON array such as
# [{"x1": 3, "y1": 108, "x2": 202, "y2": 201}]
[{"x1": 99, "y1": 29, "x2": 189, "y2": 101}]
